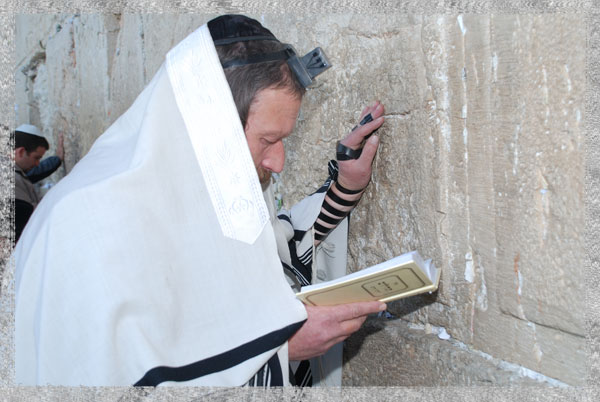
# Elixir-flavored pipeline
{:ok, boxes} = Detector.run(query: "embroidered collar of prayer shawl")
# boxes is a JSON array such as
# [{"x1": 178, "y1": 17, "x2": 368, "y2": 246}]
[
  {"x1": 14, "y1": 23, "x2": 307, "y2": 386},
  {"x1": 166, "y1": 24, "x2": 268, "y2": 244}
]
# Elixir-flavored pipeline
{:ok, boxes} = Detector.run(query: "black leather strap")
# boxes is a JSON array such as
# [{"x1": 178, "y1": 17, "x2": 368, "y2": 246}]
[{"x1": 336, "y1": 141, "x2": 362, "y2": 160}]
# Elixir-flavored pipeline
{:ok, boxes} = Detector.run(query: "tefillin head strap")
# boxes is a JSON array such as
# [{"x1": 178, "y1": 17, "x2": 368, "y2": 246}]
[
  {"x1": 208, "y1": 14, "x2": 279, "y2": 46},
  {"x1": 208, "y1": 14, "x2": 332, "y2": 88},
  {"x1": 213, "y1": 36, "x2": 280, "y2": 46}
]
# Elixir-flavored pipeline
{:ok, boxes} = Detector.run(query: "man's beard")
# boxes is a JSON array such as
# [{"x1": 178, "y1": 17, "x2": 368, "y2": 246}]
[{"x1": 257, "y1": 167, "x2": 272, "y2": 186}]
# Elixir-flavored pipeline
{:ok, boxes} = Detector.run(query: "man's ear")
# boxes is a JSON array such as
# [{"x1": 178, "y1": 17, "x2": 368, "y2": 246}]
[{"x1": 15, "y1": 147, "x2": 26, "y2": 159}]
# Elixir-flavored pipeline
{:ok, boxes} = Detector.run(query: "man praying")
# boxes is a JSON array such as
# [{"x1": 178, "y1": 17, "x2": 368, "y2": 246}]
[{"x1": 14, "y1": 14, "x2": 386, "y2": 386}]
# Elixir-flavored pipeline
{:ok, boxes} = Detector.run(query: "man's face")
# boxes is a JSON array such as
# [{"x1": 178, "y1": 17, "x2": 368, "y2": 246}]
[
  {"x1": 244, "y1": 87, "x2": 302, "y2": 185},
  {"x1": 15, "y1": 146, "x2": 46, "y2": 172}
]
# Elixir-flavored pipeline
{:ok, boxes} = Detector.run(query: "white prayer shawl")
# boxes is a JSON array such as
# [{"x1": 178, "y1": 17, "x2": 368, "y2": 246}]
[
  {"x1": 266, "y1": 181, "x2": 348, "y2": 387},
  {"x1": 14, "y1": 25, "x2": 309, "y2": 386}
]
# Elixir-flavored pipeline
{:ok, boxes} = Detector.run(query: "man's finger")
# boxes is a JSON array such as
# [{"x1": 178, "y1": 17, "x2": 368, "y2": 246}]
[
  {"x1": 339, "y1": 315, "x2": 369, "y2": 335},
  {"x1": 370, "y1": 102, "x2": 384, "y2": 119},
  {"x1": 357, "y1": 134, "x2": 380, "y2": 165},
  {"x1": 360, "y1": 102, "x2": 383, "y2": 123},
  {"x1": 341, "y1": 129, "x2": 368, "y2": 148},
  {"x1": 335, "y1": 301, "x2": 387, "y2": 322},
  {"x1": 359, "y1": 105, "x2": 371, "y2": 120},
  {"x1": 341, "y1": 115, "x2": 385, "y2": 149},
  {"x1": 354, "y1": 113, "x2": 384, "y2": 138}
]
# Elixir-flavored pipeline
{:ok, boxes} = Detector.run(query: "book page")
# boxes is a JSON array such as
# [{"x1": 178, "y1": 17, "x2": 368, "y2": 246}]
[{"x1": 301, "y1": 250, "x2": 422, "y2": 292}]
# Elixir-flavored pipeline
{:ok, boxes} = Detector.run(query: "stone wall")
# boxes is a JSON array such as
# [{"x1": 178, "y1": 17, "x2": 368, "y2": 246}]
[{"x1": 14, "y1": 14, "x2": 586, "y2": 386}]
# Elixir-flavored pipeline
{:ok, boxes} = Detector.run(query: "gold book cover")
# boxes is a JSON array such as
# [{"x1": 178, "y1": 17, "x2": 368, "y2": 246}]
[{"x1": 296, "y1": 251, "x2": 440, "y2": 306}]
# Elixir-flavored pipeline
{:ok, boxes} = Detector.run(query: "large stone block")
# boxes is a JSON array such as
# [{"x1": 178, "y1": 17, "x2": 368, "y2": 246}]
[{"x1": 343, "y1": 317, "x2": 566, "y2": 386}]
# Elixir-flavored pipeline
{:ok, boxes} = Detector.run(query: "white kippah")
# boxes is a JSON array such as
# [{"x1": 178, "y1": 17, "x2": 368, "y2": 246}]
[{"x1": 16, "y1": 124, "x2": 43, "y2": 137}]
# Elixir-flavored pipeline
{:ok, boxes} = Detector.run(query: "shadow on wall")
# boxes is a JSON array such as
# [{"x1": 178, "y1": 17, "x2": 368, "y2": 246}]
[
  {"x1": 344, "y1": 293, "x2": 438, "y2": 362},
  {"x1": 387, "y1": 292, "x2": 439, "y2": 319}
]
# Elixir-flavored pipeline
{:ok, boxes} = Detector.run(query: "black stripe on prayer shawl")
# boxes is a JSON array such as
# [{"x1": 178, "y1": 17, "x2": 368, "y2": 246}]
[
  {"x1": 294, "y1": 359, "x2": 313, "y2": 387},
  {"x1": 266, "y1": 352, "x2": 283, "y2": 386},
  {"x1": 312, "y1": 179, "x2": 331, "y2": 194},
  {"x1": 256, "y1": 362, "x2": 269, "y2": 386},
  {"x1": 276, "y1": 215, "x2": 307, "y2": 242},
  {"x1": 133, "y1": 320, "x2": 305, "y2": 386},
  {"x1": 250, "y1": 366, "x2": 264, "y2": 386},
  {"x1": 282, "y1": 261, "x2": 310, "y2": 287},
  {"x1": 293, "y1": 229, "x2": 306, "y2": 242},
  {"x1": 277, "y1": 213, "x2": 292, "y2": 225},
  {"x1": 299, "y1": 248, "x2": 311, "y2": 260},
  {"x1": 287, "y1": 240, "x2": 312, "y2": 284},
  {"x1": 300, "y1": 255, "x2": 312, "y2": 266},
  {"x1": 298, "y1": 247, "x2": 312, "y2": 265}
]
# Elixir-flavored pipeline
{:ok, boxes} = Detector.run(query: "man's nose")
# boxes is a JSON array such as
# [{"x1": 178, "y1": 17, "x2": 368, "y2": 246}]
[{"x1": 262, "y1": 141, "x2": 285, "y2": 174}]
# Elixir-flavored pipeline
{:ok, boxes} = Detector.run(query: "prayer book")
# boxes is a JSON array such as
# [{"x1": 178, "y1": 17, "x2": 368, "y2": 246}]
[{"x1": 296, "y1": 250, "x2": 440, "y2": 306}]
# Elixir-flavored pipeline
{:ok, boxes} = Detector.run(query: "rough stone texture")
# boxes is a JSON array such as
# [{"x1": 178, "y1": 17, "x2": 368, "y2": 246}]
[
  {"x1": 280, "y1": 14, "x2": 585, "y2": 386},
  {"x1": 343, "y1": 316, "x2": 559, "y2": 386},
  {"x1": 13, "y1": 14, "x2": 586, "y2": 386}
]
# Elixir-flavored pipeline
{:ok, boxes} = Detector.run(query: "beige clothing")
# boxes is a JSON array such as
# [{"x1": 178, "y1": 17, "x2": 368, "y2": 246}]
[{"x1": 15, "y1": 166, "x2": 40, "y2": 207}]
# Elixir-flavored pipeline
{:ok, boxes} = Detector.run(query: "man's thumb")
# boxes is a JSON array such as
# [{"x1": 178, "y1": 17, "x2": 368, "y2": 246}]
[{"x1": 359, "y1": 135, "x2": 380, "y2": 163}]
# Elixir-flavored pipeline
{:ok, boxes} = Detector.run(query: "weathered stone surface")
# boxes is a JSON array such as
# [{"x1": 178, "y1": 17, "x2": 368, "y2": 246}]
[
  {"x1": 343, "y1": 317, "x2": 561, "y2": 386},
  {"x1": 13, "y1": 13, "x2": 586, "y2": 386}
]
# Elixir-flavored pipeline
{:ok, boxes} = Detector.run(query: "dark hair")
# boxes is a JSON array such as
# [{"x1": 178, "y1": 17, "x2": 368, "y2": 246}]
[
  {"x1": 15, "y1": 131, "x2": 49, "y2": 152},
  {"x1": 209, "y1": 15, "x2": 305, "y2": 128}
]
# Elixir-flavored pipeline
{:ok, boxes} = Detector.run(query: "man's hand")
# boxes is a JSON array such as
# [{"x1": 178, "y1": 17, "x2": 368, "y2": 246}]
[
  {"x1": 56, "y1": 131, "x2": 65, "y2": 161},
  {"x1": 336, "y1": 101, "x2": 385, "y2": 191},
  {"x1": 288, "y1": 301, "x2": 386, "y2": 361}
]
